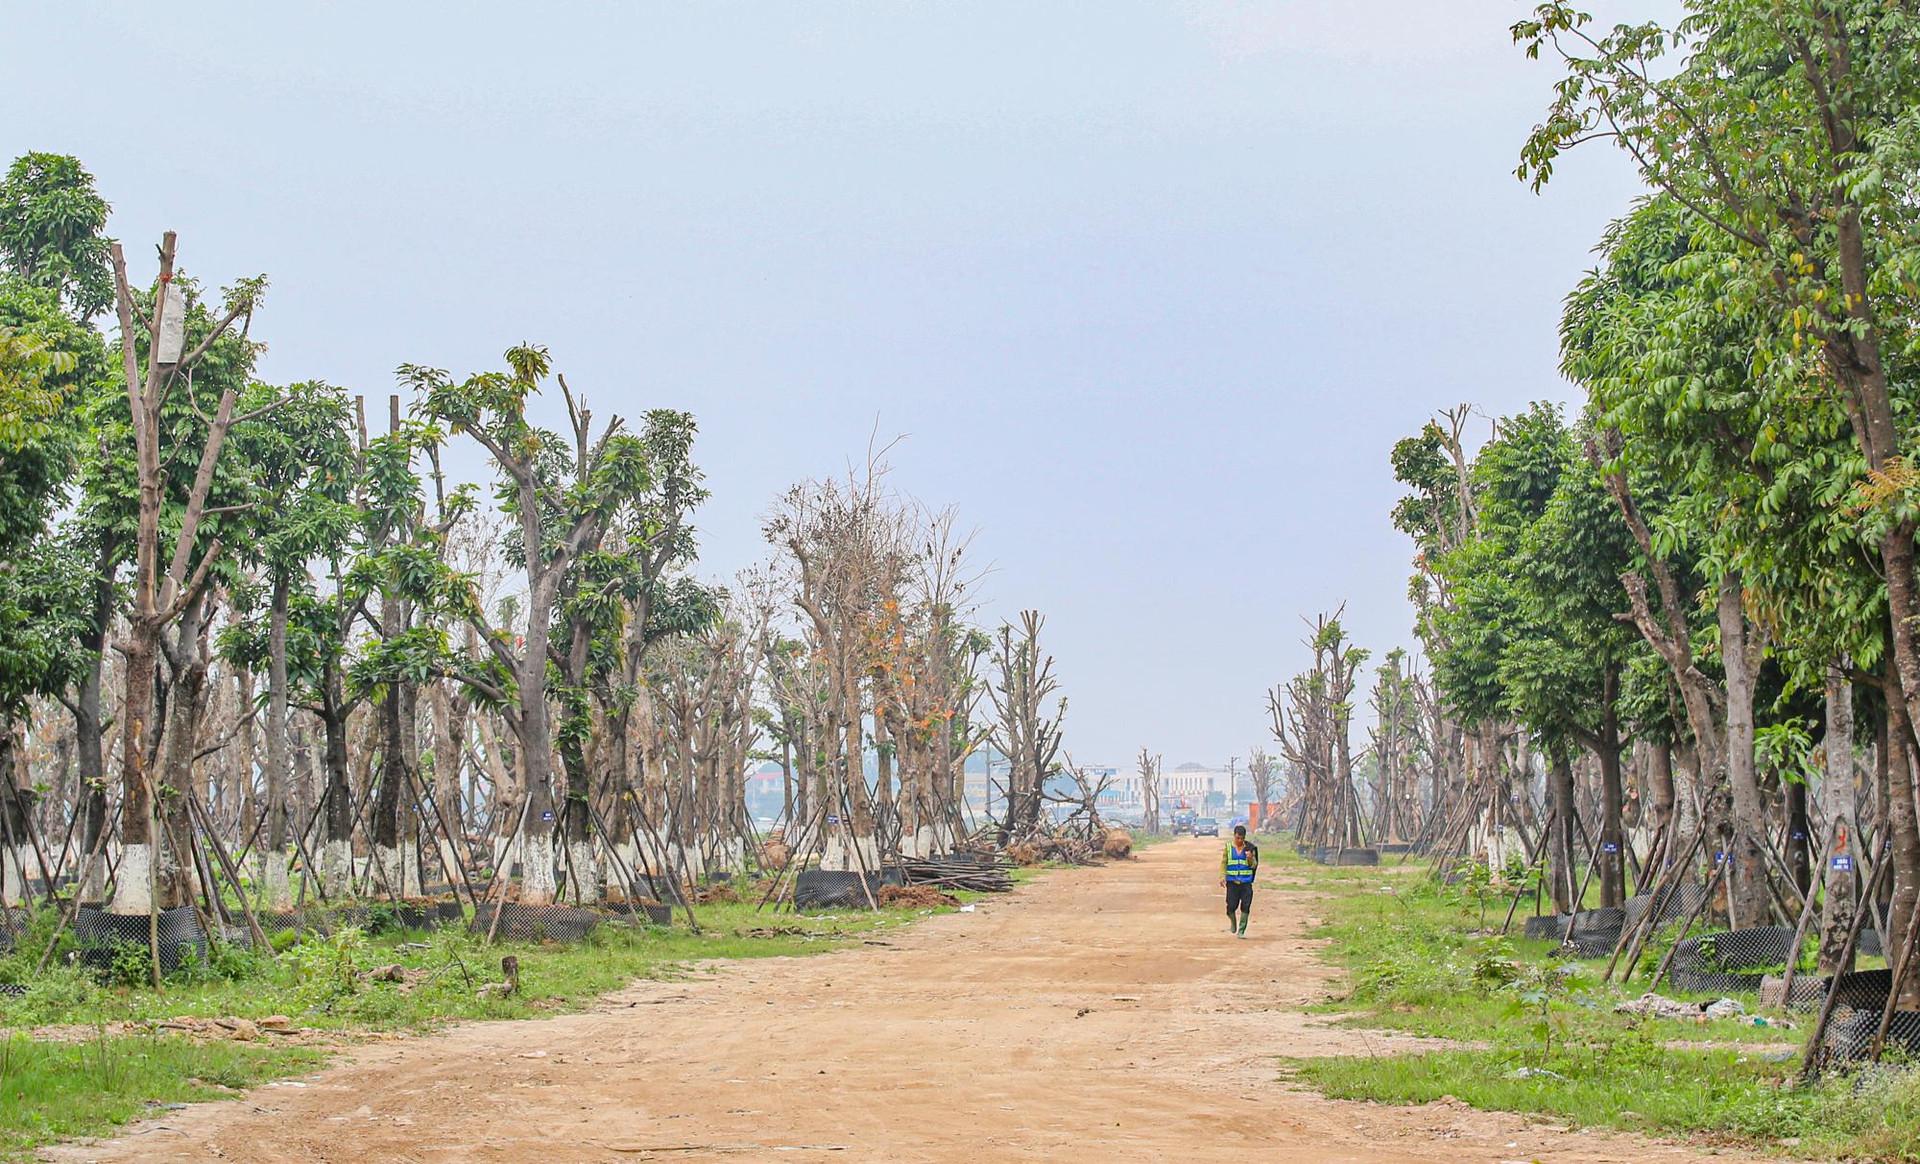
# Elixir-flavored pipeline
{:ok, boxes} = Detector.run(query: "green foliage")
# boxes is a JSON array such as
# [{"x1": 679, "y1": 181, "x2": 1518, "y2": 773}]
[
  {"x1": 0, "y1": 152, "x2": 112, "y2": 323},
  {"x1": 1416, "y1": 403, "x2": 1646, "y2": 748},
  {"x1": 281, "y1": 926, "x2": 371, "y2": 1009},
  {"x1": 1522, "y1": 1, "x2": 1920, "y2": 690}
]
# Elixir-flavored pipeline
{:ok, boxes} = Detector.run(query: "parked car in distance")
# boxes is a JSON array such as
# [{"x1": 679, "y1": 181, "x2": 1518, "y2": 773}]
[{"x1": 1193, "y1": 817, "x2": 1219, "y2": 837}]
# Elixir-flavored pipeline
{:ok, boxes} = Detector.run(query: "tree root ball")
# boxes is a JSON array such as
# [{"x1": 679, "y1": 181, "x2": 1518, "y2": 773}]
[
  {"x1": 1101, "y1": 828, "x2": 1134, "y2": 859},
  {"x1": 877, "y1": 884, "x2": 961, "y2": 909}
]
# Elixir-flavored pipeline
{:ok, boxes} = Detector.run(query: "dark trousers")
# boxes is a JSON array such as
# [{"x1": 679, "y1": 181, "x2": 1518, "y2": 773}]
[{"x1": 1225, "y1": 881, "x2": 1253, "y2": 920}]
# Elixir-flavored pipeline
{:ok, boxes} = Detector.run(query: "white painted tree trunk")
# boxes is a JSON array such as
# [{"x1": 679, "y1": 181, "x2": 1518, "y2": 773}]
[
  {"x1": 318, "y1": 838, "x2": 353, "y2": 898},
  {"x1": 109, "y1": 842, "x2": 154, "y2": 914},
  {"x1": 520, "y1": 838, "x2": 557, "y2": 905},
  {"x1": 260, "y1": 847, "x2": 294, "y2": 911},
  {"x1": 373, "y1": 842, "x2": 420, "y2": 898},
  {"x1": 77, "y1": 846, "x2": 111, "y2": 905},
  {"x1": 615, "y1": 839, "x2": 648, "y2": 887},
  {"x1": 907, "y1": 825, "x2": 941, "y2": 859},
  {"x1": 436, "y1": 838, "x2": 464, "y2": 893},
  {"x1": 1475, "y1": 805, "x2": 1519, "y2": 873},
  {"x1": 1, "y1": 844, "x2": 29, "y2": 907},
  {"x1": 565, "y1": 840, "x2": 599, "y2": 903},
  {"x1": 820, "y1": 832, "x2": 880, "y2": 872}
]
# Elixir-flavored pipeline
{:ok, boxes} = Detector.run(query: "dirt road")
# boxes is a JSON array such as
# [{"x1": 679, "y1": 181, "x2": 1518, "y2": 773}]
[{"x1": 55, "y1": 840, "x2": 1762, "y2": 1163}]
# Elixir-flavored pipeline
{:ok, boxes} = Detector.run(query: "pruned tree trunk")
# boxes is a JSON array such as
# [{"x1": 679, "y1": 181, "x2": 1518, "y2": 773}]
[{"x1": 1818, "y1": 661, "x2": 1857, "y2": 975}]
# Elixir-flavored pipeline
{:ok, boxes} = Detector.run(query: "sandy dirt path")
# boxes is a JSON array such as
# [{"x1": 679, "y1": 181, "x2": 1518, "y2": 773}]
[{"x1": 52, "y1": 839, "x2": 1765, "y2": 1163}]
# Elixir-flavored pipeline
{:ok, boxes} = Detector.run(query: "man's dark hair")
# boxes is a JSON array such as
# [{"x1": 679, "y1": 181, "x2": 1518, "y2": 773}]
[{"x1": 1233, "y1": 824, "x2": 1247, "y2": 837}]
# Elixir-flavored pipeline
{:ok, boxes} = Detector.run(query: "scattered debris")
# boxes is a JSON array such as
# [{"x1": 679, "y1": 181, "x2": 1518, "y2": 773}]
[
  {"x1": 156, "y1": 1016, "x2": 261, "y2": 1041},
  {"x1": 1613, "y1": 993, "x2": 1749, "y2": 1022},
  {"x1": 1703, "y1": 998, "x2": 1747, "y2": 1021},
  {"x1": 478, "y1": 954, "x2": 522, "y2": 1000}
]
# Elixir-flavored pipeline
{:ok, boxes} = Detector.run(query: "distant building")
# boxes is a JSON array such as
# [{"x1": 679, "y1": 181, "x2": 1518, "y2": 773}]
[{"x1": 1096, "y1": 762, "x2": 1240, "y2": 818}]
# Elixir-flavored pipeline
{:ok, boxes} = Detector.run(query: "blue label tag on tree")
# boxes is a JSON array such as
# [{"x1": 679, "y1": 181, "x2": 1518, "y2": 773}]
[
  {"x1": 1715, "y1": 851, "x2": 1727, "y2": 863},
  {"x1": 827, "y1": 815, "x2": 840, "y2": 825},
  {"x1": 1601, "y1": 842, "x2": 1620, "y2": 853},
  {"x1": 541, "y1": 810, "x2": 554, "y2": 821},
  {"x1": 1832, "y1": 855, "x2": 1854, "y2": 872},
  {"x1": 1791, "y1": 831, "x2": 1806, "y2": 840}
]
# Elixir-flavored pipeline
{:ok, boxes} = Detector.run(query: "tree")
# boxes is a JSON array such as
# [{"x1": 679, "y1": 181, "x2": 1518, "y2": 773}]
[
  {"x1": 0, "y1": 153, "x2": 112, "y2": 323},
  {"x1": 987, "y1": 611, "x2": 1065, "y2": 842},
  {"x1": 1247, "y1": 745, "x2": 1278, "y2": 833},
  {"x1": 220, "y1": 381, "x2": 355, "y2": 906},
  {"x1": 1518, "y1": 0, "x2": 1920, "y2": 984},
  {"x1": 764, "y1": 467, "x2": 911, "y2": 871},
  {"x1": 1136, "y1": 747, "x2": 1161, "y2": 834},
  {"x1": 415, "y1": 345, "x2": 650, "y2": 904},
  {"x1": 105, "y1": 231, "x2": 269, "y2": 915}
]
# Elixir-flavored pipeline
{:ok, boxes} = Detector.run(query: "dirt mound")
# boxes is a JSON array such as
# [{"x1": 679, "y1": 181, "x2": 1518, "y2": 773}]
[
  {"x1": 877, "y1": 884, "x2": 962, "y2": 909},
  {"x1": 1101, "y1": 829, "x2": 1134, "y2": 859},
  {"x1": 760, "y1": 834, "x2": 792, "y2": 871},
  {"x1": 1006, "y1": 841, "x2": 1044, "y2": 866}
]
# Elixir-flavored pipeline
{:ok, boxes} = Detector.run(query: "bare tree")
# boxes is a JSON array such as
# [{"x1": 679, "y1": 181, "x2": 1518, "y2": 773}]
[
  {"x1": 987, "y1": 611, "x2": 1064, "y2": 842},
  {"x1": 1247, "y1": 746, "x2": 1278, "y2": 833},
  {"x1": 764, "y1": 464, "x2": 912, "y2": 871},
  {"x1": 1136, "y1": 747, "x2": 1160, "y2": 834}
]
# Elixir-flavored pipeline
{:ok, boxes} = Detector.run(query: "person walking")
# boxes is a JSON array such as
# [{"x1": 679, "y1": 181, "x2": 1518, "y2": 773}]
[{"x1": 1220, "y1": 824, "x2": 1259, "y2": 937}]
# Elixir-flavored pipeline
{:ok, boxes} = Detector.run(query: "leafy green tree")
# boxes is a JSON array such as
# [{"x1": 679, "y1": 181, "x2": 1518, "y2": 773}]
[
  {"x1": 219, "y1": 380, "x2": 356, "y2": 905},
  {"x1": 0, "y1": 269, "x2": 109, "y2": 897},
  {"x1": 1563, "y1": 192, "x2": 1882, "y2": 931},
  {"x1": 342, "y1": 409, "x2": 487, "y2": 897},
  {"x1": 1422, "y1": 404, "x2": 1642, "y2": 908},
  {"x1": 414, "y1": 345, "x2": 656, "y2": 904},
  {"x1": 0, "y1": 153, "x2": 112, "y2": 323},
  {"x1": 1518, "y1": 0, "x2": 1920, "y2": 969}
]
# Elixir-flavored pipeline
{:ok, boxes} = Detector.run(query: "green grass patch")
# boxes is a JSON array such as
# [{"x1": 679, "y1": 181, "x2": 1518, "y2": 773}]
[
  {"x1": 0, "y1": 899, "x2": 918, "y2": 1033},
  {"x1": 1276, "y1": 847, "x2": 1920, "y2": 1158},
  {"x1": 0, "y1": 1030, "x2": 323, "y2": 1160}
]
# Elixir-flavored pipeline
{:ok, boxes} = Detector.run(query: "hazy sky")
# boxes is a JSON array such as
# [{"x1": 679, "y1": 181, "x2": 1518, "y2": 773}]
[{"x1": 4, "y1": 3, "x2": 1663, "y2": 768}]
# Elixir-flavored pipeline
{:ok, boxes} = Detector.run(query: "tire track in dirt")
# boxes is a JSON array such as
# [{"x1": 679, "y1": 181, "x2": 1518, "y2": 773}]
[{"x1": 49, "y1": 839, "x2": 1765, "y2": 1162}]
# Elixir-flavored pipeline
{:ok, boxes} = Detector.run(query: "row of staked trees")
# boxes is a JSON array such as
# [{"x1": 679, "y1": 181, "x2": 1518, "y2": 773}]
[
  {"x1": 1351, "y1": 0, "x2": 1920, "y2": 1015},
  {"x1": 1270, "y1": 5, "x2": 1920, "y2": 1034},
  {"x1": 0, "y1": 152, "x2": 1067, "y2": 938}
]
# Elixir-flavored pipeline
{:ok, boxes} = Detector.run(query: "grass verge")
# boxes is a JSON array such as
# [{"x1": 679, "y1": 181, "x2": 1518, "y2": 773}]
[
  {"x1": 1276, "y1": 847, "x2": 1920, "y2": 1159},
  {"x1": 0, "y1": 1031, "x2": 323, "y2": 1159}
]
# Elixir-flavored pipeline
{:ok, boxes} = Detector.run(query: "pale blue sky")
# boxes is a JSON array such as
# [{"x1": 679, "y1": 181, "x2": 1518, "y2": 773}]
[{"x1": 3, "y1": 3, "x2": 1659, "y2": 766}]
